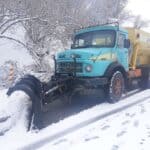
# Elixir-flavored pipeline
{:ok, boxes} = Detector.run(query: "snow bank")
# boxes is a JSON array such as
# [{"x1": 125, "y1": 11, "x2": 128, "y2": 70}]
[{"x1": 0, "y1": 90, "x2": 31, "y2": 136}]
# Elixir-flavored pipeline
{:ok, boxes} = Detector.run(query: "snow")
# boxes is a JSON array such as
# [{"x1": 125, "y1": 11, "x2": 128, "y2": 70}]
[
  {"x1": 0, "y1": 36, "x2": 34, "y2": 68},
  {"x1": 68, "y1": 102, "x2": 150, "y2": 150},
  {"x1": 39, "y1": 90, "x2": 150, "y2": 150},
  {"x1": 0, "y1": 39, "x2": 34, "y2": 68},
  {"x1": 0, "y1": 89, "x2": 150, "y2": 150},
  {"x1": 0, "y1": 24, "x2": 35, "y2": 88},
  {"x1": 0, "y1": 24, "x2": 150, "y2": 149},
  {"x1": 0, "y1": 24, "x2": 34, "y2": 67},
  {"x1": 0, "y1": 90, "x2": 31, "y2": 134},
  {"x1": 0, "y1": 23, "x2": 36, "y2": 88}
]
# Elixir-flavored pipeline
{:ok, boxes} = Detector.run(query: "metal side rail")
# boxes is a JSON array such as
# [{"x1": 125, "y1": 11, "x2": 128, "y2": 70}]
[{"x1": 20, "y1": 90, "x2": 150, "y2": 150}]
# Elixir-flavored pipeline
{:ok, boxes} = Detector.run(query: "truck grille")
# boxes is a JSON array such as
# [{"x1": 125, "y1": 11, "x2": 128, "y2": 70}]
[{"x1": 57, "y1": 62, "x2": 83, "y2": 73}]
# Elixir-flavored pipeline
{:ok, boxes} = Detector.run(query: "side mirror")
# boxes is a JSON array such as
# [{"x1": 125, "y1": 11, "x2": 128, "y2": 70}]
[{"x1": 124, "y1": 39, "x2": 130, "y2": 49}]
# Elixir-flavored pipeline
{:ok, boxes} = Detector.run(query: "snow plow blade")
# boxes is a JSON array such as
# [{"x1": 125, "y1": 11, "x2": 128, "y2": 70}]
[
  {"x1": 7, "y1": 75, "x2": 44, "y2": 129},
  {"x1": 6, "y1": 74, "x2": 71, "y2": 129},
  {"x1": 7, "y1": 75, "x2": 42, "y2": 101}
]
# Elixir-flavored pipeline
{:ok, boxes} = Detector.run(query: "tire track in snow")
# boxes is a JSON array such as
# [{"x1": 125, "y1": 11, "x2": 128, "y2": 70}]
[{"x1": 20, "y1": 90, "x2": 150, "y2": 150}]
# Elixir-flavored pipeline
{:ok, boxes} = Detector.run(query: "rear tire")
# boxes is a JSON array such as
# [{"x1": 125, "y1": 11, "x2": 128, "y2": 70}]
[{"x1": 107, "y1": 71, "x2": 124, "y2": 103}]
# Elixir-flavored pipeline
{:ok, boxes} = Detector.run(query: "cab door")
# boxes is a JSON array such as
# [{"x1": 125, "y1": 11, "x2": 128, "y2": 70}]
[{"x1": 117, "y1": 32, "x2": 129, "y2": 71}]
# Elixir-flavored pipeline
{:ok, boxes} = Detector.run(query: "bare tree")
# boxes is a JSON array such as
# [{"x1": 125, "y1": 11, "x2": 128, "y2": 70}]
[{"x1": 0, "y1": 0, "x2": 129, "y2": 71}]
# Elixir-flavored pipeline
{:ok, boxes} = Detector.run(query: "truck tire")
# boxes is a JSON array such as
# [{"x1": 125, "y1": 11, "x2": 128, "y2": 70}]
[{"x1": 107, "y1": 71, "x2": 124, "y2": 103}]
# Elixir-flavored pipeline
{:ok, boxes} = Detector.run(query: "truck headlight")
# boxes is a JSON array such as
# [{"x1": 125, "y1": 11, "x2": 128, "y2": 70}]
[{"x1": 85, "y1": 65, "x2": 92, "y2": 72}]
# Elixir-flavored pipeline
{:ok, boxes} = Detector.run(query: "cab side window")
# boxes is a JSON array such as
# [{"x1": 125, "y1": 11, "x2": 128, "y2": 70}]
[{"x1": 118, "y1": 33, "x2": 126, "y2": 48}]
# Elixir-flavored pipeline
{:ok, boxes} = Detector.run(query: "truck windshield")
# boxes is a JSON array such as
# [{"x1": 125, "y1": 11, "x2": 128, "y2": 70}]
[{"x1": 73, "y1": 30, "x2": 116, "y2": 49}]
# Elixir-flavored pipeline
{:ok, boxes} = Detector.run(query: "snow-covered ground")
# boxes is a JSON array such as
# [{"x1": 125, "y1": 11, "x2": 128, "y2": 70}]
[
  {"x1": 0, "y1": 89, "x2": 150, "y2": 150},
  {"x1": 46, "y1": 91, "x2": 150, "y2": 150}
]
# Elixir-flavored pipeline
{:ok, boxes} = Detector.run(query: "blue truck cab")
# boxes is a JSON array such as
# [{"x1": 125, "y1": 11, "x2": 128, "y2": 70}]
[
  {"x1": 57, "y1": 25, "x2": 129, "y2": 76},
  {"x1": 55, "y1": 25, "x2": 130, "y2": 103}
]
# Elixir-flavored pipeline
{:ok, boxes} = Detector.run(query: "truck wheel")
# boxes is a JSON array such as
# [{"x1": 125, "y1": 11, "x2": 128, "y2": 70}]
[{"x1": 107, "y1": 71, "x2": 124, "y2": 103}]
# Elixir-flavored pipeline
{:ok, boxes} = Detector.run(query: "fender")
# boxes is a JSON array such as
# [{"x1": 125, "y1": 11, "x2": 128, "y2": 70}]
[{"x1": 104, "y1": 62, "x2": 127, "y2": 80}]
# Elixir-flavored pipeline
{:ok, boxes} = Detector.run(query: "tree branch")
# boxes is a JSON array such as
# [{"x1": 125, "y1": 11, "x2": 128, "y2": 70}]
[
  {"x1": 0, "y1": 35, "x2": 27, "y2": 48},
  {"x1": 0, "y1": 35, "x2": 41, "y2": 67},
  {"x1": 0, "y1": 17, "x2": 39, "y2": 34}
]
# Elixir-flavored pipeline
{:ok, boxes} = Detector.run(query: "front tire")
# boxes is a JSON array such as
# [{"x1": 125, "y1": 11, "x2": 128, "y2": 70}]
[{"x1": 107, "y1": 71, "x2": 124, "y2": 103}]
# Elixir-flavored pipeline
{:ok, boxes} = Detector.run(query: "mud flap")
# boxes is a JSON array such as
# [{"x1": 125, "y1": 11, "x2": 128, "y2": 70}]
[
  {"x1": 139, "y1": 67, "x2": 150, "y2": 89},
  {"x1": 7, "y1": 75, "x2": 44, "y2": 130}
]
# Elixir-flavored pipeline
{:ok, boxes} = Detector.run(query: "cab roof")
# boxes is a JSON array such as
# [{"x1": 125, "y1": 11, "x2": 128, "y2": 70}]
[{"x1": 75, "y1": 25, "x2": 127, "y2": 35}]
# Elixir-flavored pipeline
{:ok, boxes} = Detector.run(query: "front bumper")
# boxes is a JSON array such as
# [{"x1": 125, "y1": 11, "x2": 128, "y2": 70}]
[{"x1": 52, "y1": 75, "x2": 108, "y2": 88}]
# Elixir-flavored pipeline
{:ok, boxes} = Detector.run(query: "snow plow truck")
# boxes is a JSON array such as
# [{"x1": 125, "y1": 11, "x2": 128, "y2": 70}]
[{"x1": 7, "y1": 23, "x2": 150, "y2": 129}]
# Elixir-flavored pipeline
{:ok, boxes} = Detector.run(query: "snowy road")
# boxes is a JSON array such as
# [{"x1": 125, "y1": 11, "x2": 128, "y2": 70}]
[
  {"x1": 40, "y1": 90, "x2": 141, "y2": 129},
  {"x1": 0, "y1": 89, "x2": 150, "y2": 150},
  {"x1": 20, "y1": 90, "x2": 150, "y2": 150}
]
